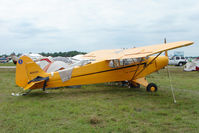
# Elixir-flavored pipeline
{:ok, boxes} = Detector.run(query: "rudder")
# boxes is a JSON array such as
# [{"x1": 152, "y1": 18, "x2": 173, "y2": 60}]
[{"x1": 16, "y1": 56, "x2": 45, "y2": 88}]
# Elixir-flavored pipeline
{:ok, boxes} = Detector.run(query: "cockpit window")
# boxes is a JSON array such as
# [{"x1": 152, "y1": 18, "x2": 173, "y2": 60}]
[{"x1": 109, "y1": 58, "x2": 144, "y2": 68}]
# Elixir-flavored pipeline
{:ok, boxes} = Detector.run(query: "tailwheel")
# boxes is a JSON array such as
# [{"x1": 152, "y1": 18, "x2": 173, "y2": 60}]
[{"x1": 146, "y1": 83, "x2": 157, "y2": 92}]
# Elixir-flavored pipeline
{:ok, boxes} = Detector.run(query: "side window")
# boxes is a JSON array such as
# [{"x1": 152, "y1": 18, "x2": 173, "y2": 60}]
[
  {"x1": 181, "y1": 57, "x2": 185, "y2": 59},
  {"x1": 120, "y1": 60, "x2": 124, "y2": 66},
  {"x1": 113, "y1": 60, "x2": 120, "y2": 67},
  {"x1": 176, "y1": 57, "x2": 180, "y2": 60},
  {"x1": 125, "y1": 58, "x2": 133, "y2": 65},
  {"x1": 109, "y1": 58, "x2": 144, "y2": 68},
  {"x1": 109, "y1": 60, "x2": 114, "y2": 68},
  {"x1": 109, "y1": 59, "x2": 120, "y2": 68}
]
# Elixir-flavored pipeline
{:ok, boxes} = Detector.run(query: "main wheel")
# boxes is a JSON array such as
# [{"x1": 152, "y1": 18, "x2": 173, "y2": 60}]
[{"x1": 146, "y1": 83, "x2": 157, "y2": 92}]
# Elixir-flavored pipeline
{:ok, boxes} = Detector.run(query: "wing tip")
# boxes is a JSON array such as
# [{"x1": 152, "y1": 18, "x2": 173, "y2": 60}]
[{"x1": 179, "y1": 40, "x2": 194, "y2": 45}]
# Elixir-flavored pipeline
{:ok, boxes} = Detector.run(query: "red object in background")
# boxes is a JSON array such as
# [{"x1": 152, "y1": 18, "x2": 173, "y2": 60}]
[
  {"x1": 39, "y1": 58, "x2": 53, "y2": 72},
  {"x1": 13, "y1": 60, "x2": 17, "y2": 64},
  {"x1": 196, "y1": 57, "x2": 199, "y2": 71},
  {"x1": 40, "y1": 58, "x2": 52, "y2": 63},
  {"x1": 196, "y1": 66, "x2": 199, "y2": 71}
]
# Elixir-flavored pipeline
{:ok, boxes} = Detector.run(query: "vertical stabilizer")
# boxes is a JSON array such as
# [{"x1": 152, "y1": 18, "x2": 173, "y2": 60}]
[{"x1": 16, "y1": 56, "x2": 45, "y2": 88}]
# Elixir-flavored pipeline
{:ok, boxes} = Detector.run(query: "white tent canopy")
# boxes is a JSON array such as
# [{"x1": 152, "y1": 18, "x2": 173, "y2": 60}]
[{"x1": 184, "y1": 58, "x2": 199, "y2": 71}]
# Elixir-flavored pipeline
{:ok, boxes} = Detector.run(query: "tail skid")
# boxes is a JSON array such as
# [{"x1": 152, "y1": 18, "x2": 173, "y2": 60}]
[{"x1": 11, "y1": 89, "x2": 32, "y2": 96}]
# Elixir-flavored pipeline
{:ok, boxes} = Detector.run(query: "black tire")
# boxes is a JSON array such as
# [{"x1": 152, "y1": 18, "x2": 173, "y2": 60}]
[
  {"x1": 146, "y1": 83, "x2": 158, "y2": 92},
  {"x1": 178, "y1": 62, "x2": 183, "y2": 66}
]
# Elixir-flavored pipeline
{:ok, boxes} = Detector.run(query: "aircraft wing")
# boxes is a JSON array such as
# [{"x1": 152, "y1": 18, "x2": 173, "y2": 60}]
[
  {"x1": 83, "y1": 41, "x2": 193, "y2": 60},
  {"x1": 83, "y1": 49, "x2": 120, "y2": 61}
]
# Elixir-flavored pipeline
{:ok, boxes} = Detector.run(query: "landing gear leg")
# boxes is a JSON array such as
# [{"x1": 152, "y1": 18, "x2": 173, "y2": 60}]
[
  {"x1": 130, "y1": 77, "x2": 148, "y2": 89},
  {"x1": 131, "y1": 77, "x2": 158, "y2": 92}
]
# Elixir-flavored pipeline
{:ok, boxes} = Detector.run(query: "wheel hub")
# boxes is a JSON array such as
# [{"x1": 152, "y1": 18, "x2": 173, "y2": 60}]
[{"x1": 150, "y1": 87, "x2": 156, "y2": 92}]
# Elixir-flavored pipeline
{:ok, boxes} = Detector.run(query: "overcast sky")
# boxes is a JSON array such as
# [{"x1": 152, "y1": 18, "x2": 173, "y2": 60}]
[{"x1": 0, "y1": 0, "x2": 198, "y2": 56}]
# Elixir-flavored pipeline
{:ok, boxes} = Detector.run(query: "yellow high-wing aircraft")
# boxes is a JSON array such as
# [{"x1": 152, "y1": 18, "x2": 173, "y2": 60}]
[{"x1": 15, "y1": 41, "x2": 193, "y2": 94}]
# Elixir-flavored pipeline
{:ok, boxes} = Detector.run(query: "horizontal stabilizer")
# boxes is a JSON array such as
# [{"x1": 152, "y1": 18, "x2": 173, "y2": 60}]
[{"x1": 24, "y1": 80, "x2": 45, "y2": 90}]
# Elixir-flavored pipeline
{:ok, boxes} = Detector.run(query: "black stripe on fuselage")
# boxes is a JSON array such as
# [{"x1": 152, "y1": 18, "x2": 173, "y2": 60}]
[{"x1": 72, "y1": 62, "x2": 146, "y2": 78}]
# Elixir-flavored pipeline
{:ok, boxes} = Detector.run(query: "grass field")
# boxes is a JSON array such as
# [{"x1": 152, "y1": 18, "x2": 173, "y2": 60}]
[
  {"x1": 0, "y1": 62, "x2": 15, "y2": 66},
  {"x1": 0, "y1": 67, "x2": 199, "y2": 133}
]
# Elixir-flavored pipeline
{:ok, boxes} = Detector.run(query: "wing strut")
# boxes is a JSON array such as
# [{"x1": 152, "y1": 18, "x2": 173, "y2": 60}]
[
  {"x1": 132, "y1": 52, "x2": 162, "y2": 80},
  {"x1": 131, "y1": 58, "x2": 144, "y2": 80}
]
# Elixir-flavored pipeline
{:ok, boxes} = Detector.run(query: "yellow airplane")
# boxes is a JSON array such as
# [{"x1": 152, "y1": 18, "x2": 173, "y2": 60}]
[{"x1": 15, "y1": 41, "x2": 193, "y2": 95}]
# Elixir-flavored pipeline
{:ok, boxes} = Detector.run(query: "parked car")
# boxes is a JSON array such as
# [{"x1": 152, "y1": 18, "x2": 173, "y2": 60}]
[
  {"x1": 169, "y1": 56, "x2": 186, "y2": 66},
  {"x1": 0, "y1": 57, "x2": 8, "y2": 63}
]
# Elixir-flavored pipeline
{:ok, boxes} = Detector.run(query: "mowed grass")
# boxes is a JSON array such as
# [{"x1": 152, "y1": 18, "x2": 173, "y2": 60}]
[
  {"x1": 0, "y1": 63, "x2": 15, "y2": 66},
  {"x1": 0, "y1": 67, "x2": 199, "y2": 133}
]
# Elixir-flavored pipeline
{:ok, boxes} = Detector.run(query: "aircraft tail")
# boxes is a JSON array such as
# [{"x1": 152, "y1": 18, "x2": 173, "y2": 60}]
[{"x1": 16, "y1": 56, "x2": 46, "y2": 89}]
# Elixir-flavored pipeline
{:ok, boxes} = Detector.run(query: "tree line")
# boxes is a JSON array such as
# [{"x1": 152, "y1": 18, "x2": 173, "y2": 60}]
[
  {"x1": 39, "y1": 51, "x2": 87, "y2": 57},
  {"x1": 0, "y1": 51, "x2": 87, "y2": 57}
]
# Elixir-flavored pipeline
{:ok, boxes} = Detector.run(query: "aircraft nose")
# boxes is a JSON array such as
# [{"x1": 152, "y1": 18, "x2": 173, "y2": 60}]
[{"x1": 155, "y1": 56, "x2": 169, "y2": 69}]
